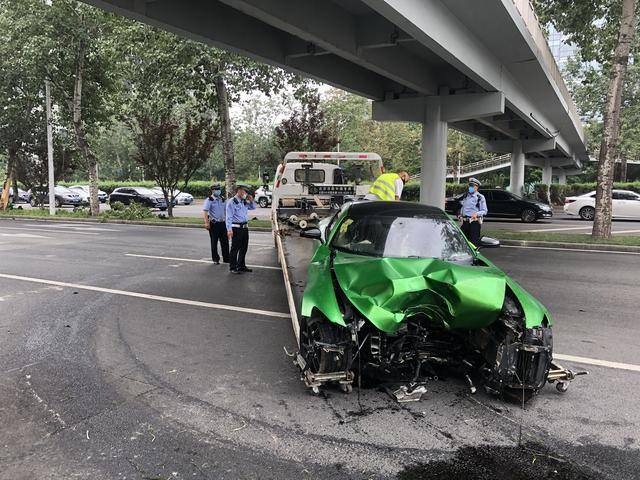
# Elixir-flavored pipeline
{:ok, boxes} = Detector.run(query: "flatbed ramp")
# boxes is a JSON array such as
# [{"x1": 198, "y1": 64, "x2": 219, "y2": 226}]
[{"x1": 274, "y1": 227, "x2": 316, "y2": 346}]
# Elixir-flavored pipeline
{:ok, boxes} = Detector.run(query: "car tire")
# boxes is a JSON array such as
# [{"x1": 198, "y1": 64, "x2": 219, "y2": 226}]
[
  {"x1": 579, "y1": 206, "x2": 595, "y2": 221},
  {"x1": 520, "y1": 208, "x2": 537, "y2": 223},
  {"x1": 258, "y1": 197, "x2": 269, "y2": 208},
  {"x1": 54, "y1": 198, "x2": 62, "y2": 208},
  {"x1": 299, "y1": 315, "x2": 349, "y2": 375},
  {"x1": 30, "y1": 198, "x2": 37, "y2": 207}
]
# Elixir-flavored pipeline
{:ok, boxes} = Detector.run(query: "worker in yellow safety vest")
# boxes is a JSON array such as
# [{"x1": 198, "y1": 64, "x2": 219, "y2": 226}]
[{"x1": 365, "y1": 171, "x2": 410, "y2": 201}]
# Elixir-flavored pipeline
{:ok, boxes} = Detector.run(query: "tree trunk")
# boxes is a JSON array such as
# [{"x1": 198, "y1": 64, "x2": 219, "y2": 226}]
[
  {"x1": 592, "y1": 0, "x2": 638, "y2": 238},
  {"x1": 214, "y1": 75, "x2": 236, "y2": 199},
  {"x1": 1, "y1": 147, "x2": 17, "y2": 210},
  {"x1": 69, "y1": 38, "x2": 100, "y2": 217}
]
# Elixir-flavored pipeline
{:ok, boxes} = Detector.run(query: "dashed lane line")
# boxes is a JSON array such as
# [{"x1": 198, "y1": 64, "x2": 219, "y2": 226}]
[
  {"x1": 125, "y1": 253, "x2": 281, "y2": 270},
  {"x1": 0, "y1": 226, "x2": 99, "y2": 236},
  {"x1": 0, "y1": 272, "x2": 290, "y2": 319}
]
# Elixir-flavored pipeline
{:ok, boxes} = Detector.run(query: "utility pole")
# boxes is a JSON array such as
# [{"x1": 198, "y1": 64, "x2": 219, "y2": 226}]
[{"x1": 46, "y1": 80, "x2": 55, "y2": 216}]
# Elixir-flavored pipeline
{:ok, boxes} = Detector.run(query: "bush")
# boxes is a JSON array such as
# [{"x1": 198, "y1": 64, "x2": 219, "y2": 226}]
[{"x1": 100, "y1": 202, "x2": 153, "y2": 221}]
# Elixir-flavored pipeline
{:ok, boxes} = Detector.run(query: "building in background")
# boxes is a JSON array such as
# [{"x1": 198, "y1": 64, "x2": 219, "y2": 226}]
[{"x1": 547, "y1": 25, "x2": 576, "y2": 65}]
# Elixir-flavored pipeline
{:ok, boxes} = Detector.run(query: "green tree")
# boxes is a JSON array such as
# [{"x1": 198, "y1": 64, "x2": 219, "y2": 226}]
[
  {"x1": 536, "y1": 0, "x2": 639, "y2": 238},
  {"x1": 133, "y1": 112, "x2": 218, "y2": 217}
]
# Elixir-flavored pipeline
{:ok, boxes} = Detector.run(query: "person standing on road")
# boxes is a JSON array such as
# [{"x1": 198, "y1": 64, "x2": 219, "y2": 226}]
[
  {"x1": 458, "y1": 177, "x2": 488, "y2": 247},
  {"x1": 226, "y1": 185, "x2": 256, "y2": 274},
  {"x1": 365, "y1": 171, "x2": 410, "y2": 201},
  {"x1": 203, "y1": 184, "x2": 229, "y2": 265}
]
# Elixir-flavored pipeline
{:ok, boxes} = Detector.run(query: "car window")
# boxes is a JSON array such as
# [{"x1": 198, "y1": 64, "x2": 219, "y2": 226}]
[
  {"x1": 133, "y1": 187, "x2": 156, "y2": 195},
  {"x1": 331, "y1": 213, "x2": 474, "y2": 262},
  {"x1": 615, "y1": 191, "x2": 639, "y2": 200},
  {"x1": 491, "y1": 191, "x2": 512, "y2": 201},
  {"x1": 294, "y1": 168, "x2": 325, "y2": 183},
  {"x1": 479, "y1": 190, "x2": 492, "y2": 201}
]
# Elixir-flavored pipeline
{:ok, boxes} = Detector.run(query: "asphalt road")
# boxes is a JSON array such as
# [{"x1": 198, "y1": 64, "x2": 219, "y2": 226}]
[{"x1": 0, "y1": 218, "x2": 639, "y2": 479}]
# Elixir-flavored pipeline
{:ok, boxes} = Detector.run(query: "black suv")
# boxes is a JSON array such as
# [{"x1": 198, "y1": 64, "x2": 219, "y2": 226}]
[
  {"x1": 445, "y1": 189, "x2": 553, "y2": 222},
  {"x1": 109, "y1": 187, "x2": 168, "y2": 210}
]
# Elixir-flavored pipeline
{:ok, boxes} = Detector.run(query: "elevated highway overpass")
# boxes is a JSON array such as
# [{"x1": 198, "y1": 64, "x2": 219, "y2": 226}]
[{"x1": 83, "y1": 0, "x2": 588, "y2": 206}]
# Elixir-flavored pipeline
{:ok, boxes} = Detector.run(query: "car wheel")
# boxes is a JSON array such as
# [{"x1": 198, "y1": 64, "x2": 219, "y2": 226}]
[
  {"x1": 299, "y1": 315, "x2": 349, "y2": 375},
  {"x1": 579, "y1": 206, "x2": 595, "y2": 221},
  {"x1": 54, "y1": 198, "x2": 62, "y2": 208},
  {"x1": 258, "y1": 197, "x2": 269, "y2": 208},
  {"x1": 30, "y1": 198, "x2": 37, "y2": 207},
  {"x1": 520, "y1": 208, "x2": 537, "y2": 223}
]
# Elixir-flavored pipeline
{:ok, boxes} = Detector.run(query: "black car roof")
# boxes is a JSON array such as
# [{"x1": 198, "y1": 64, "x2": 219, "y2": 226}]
[{"x1": 348, "y1": 200, "x2": 449, "y2": 219}]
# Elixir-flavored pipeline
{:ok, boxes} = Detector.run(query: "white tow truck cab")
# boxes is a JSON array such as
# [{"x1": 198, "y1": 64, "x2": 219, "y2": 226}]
[
  {"x1": 271, "y1": 151, "x2": 384, "y2": 346},
  {"x1": 272, "y1": 151, "x2": 383, "y2": 229}
]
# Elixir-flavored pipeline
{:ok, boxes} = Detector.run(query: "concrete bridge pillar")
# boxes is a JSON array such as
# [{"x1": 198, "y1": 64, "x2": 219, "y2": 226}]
[
  {"x1": 557, "y1": 169, "x2": 567, "y2": 185},
  {"x1": 541, "y1": 159, "x2": 552, "y2": 186},
  {"x1": 420, "y1": 97, "x2": 448, "y2": 208},
  {"x1": 509, "y1": 140, "x2": 525, "y2": 196}
]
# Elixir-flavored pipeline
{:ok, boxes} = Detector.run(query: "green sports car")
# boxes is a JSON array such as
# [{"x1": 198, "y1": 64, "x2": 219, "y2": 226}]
[{"x1": 297, "y1": 201, "x2": 578, "y2": 401}]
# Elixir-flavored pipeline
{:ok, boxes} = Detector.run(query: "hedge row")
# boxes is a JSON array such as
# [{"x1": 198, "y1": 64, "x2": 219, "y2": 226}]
[{"x1": 59, "y1": 180, "x2": 262, "y2": 198}]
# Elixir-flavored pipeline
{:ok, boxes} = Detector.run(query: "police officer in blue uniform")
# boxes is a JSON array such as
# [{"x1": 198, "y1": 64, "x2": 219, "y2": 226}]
[
  {"x1": 226, "y1": 184, "x2": 256, "y2": 274},
  {"x1": 203, "y1": 184, "x2": 229, "y2": 264},
  {"x1": 458, "y1": 177, "x2": 488, "y2": 247}
]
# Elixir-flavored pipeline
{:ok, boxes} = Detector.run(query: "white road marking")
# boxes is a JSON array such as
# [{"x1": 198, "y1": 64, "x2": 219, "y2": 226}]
[
  {"x1": 519, "y1": 226, "x2": 593, "y2": 233},
  {"x1": 124, "y1": 253, "x2": 281, "y2": 270},
  {"x1": 23, "y1": 223, "x2": 119, "y2": 232},
  {"x1": 0, "y1": 226, "x2": 99, "y2": 236},
  {"x1": 0, "y1": 233, "x2": 51, "y2": 239},
  {"x1": 554, "y1": 353, "x2": 640, "y2": 373},
  {"x1": 0, "y1": 272, "x2": 290, "y2": 319},
  {"x1": 611, "y1": 229, "x2": 640, "y2": 235},
  {"x1": 501, "y1": 245, "x2": 640, "y2": 255}
]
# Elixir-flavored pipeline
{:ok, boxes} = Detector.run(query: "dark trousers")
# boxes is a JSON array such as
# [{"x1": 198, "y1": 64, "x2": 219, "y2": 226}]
[
  {"x1": 209, "y1": 220, "x2": 229, "y2": 263},
  {"x1": 229, "y1": 226, "x2": 249, "y2": 271},
  {"x1": 461, "y1": 219, "x2": 482, "y2": 247}
]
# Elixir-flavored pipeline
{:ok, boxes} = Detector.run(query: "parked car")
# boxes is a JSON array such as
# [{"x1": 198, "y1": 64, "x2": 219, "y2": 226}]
[
  {"x1": 69, "y1": 185, "x2": 108, "y2": 203},
  {"x1": 254, "y1": 185, "x2": 272, "y2": 208},
  {"x1": 564, "y1": 189, "x2": 640, "y2": 220},
  {"x1": 445, "y1": 188, "x2": 553, "y2": 222},
  {"x1": 109, "y1": 187, "x2": 168, "y2": 210},
  {"x1": 28, "y1": 186, "x2": 83, "y2": 207},
  {"x1": 151, "y1": 187, "x2": 193, "y2": 205},
  {"x1": 297, "y1": 201, "x2": 578, "y2": 402},
  {"x1": 0, "y1": 187, "x2": 29, "y2": 203}
]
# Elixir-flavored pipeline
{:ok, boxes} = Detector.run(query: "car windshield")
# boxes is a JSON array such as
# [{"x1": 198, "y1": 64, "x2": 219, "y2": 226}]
[
  {"x1": 331, "y1": 212, "x2": 474, "y2": 263},
  {"x1": 134, "y1": 187, "x2": 157, "y2": 195}
]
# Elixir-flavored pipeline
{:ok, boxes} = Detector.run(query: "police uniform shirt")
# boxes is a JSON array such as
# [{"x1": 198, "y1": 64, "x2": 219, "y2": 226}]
[
  {"x1": 203, "y1": 196, "x2": 226, "y2": 222},
  {"x1": 225, "y1": 196, "x2": 256, "y2": 231},
  {"x1": 460, "y1": 191, "x2": 488, "y2": 217}
]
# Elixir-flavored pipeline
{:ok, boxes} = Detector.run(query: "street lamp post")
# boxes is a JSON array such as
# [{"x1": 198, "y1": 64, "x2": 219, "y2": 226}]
[{"x1": 45, "y1": 79, "x2": 55, "y2": 216}]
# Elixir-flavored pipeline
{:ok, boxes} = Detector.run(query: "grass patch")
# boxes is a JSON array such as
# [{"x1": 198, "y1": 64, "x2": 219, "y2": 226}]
[{"x1": 484, "y1": 229, "x2": 640, "y2": 247}]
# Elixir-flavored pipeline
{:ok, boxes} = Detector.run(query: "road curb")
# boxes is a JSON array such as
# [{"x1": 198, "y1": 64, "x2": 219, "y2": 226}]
[
  {"x1": 498, "y1": 239, "x2": 640, "y2": 253},
  {"x1": 0, "y1": 215, "x2": 273, "y2": 232}
]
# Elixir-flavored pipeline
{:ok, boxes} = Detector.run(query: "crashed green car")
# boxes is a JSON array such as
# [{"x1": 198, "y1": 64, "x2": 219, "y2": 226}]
[{"x1": 297, "y1": 201, "x2": 575, "y2": 401}]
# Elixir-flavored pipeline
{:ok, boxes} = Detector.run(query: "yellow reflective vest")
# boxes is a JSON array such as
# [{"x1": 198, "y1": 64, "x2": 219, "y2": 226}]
[{"x1": 368, "y1": 173, "x2": 400, "y2": 201}]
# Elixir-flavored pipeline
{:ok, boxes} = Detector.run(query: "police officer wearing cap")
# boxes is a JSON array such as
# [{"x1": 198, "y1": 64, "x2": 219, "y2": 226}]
[
  {"x1": 203, "y1": 184, "x2": 229, "y2": 264},
  {"x1": 226, "y1": 184, "x2": 256, "y2": 274},
  {"x1": 458, "y1": 178, "x2": 488, "y2": 247}
]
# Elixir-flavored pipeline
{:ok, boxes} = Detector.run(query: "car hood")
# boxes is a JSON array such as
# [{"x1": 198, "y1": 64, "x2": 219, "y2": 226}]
[{"x1": 331, "y1": 252, "x2": 507, "y2": 333}]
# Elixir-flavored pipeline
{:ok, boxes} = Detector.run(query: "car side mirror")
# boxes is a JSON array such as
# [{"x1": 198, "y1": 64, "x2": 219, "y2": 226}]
[
  {"x1": 300, "y1": 228, "x2": 322, "y2": 240},
  {"x1": 478, "y1": 236, "x2": 500, "y2": 248}
]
